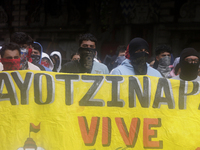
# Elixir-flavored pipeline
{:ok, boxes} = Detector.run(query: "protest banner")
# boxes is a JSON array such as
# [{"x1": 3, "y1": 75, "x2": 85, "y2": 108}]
[{"x1": 0, "y1": 70, "x2": 200, "y2": 150}]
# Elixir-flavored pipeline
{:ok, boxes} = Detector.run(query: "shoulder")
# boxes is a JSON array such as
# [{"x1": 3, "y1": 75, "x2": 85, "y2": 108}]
[
  {"x1": 28, "y1": 62, "x2": 41, "y2": 70},
  {"x1": 92, "y1": 61, "x2": 109, "y2": 74},
  {"x1": 110, "y1": 67, "x2": 122, "y2": 75},
  {"x1": 171, "y1": 75, "x2": 180, "y2": 80},
  {"x1": 61, "y1": 61, "x2": 80, "y2": 73},
  {"x1": 147, "y1": 64, "x2": 162, "y2": 77}
]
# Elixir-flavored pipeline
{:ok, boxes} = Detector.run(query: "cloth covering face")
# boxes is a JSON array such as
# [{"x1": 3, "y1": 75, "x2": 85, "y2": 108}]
[
  {"x1": 157, "y1": 56, "x2": 171, "y2": 78},
  {"x1": 179, "y1": 48, "x2": 200, "y2": 81},
  {"x1": 1, "y1": 58, "x2": 21, "y2": 71},
  {"x1": 78, "y1": 47, "x2": 95, "y2": 73}
]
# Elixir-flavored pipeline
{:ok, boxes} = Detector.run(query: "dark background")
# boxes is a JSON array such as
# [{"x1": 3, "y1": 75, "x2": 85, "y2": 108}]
[{"x1": 0, "y1": 0, "x2": 200, "y2": 62}]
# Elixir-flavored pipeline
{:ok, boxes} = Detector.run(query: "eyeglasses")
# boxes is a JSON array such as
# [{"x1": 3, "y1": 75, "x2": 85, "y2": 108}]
[{"x1": 185, "y1": 58, "x2": 199, "y2": 63}]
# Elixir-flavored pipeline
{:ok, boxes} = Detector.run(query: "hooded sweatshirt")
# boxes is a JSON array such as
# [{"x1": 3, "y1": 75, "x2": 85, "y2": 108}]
[
  {"x1": 41, "y1": 52, "x2": 54, "y2": 70},
  {"x1": 110, "y1": 59, "x2": 162, "y2": 77},
  {"x1": 32, "y1": 42, "x2": 52, "y2": 71},
  {"x1": 50, "y1": 51, "x2": 62, "y2": 72}
]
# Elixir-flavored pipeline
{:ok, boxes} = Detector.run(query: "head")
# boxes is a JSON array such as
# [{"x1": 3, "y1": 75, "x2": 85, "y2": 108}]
[
  {"x1": 0, "y1": 43, "x2": 21, "y2": 70},
  {"x1": 10, "y1": 32, "x2": 34, "y2": 69},
  {"x1": 179, "y1": 48, "x2": 200, "y2": 80},
  {"x1": 128, "y1": 37, "x2": 149, "y2": 75},
  {"x1": 41, "y1": 52, "x2": 54, "y2": 70},
  {"x1": 10, "y1": 32, "x2": 33, "y2": 49},
  {"x1": 79, "y1": 33, "x2": 97, "y2": 49},
  {"x1": 155, "y1": 45, "x2": 172, "y2": 61},
  {"x1": 71, "y1": 52, "x2": 80, "y2": 61},
  {"x1": 129, "y1": 37, "x2": 149, "y2": 56},
  {"x1": 116, "y1": 45, "x2": 126, "y2": 57},
  {"x1": 31, "y1": 43, "x2": 41, "y2": 56}
]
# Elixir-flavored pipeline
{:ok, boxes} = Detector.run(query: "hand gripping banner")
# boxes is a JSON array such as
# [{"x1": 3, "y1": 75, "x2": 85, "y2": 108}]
[{"x1": 1, "y1": 70, "x2": 200, "y2": 150}]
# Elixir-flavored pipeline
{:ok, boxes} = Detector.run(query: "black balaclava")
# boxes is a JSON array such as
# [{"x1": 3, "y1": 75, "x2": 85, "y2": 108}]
[
  {"x1": 180, "y1": 48, "x2": 200, "y2": 81},
  {"x1": 129, "y1": 37, "x2": 149, "y2": 75},
  {"x1": 78, "y1": 47, "x2": 95, "y2": 73}
]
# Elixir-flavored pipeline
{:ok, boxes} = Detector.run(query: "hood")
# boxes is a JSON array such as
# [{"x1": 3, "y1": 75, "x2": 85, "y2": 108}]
[
  {"x1": 50, "y1": 51, "x2": 62, "y2": 72},
  {"x1": 41, "y1": 52, "x2": 54, "y2": 70},
  {"x1": 33, "y1": 41, "x2": 43, "y2": 64}
]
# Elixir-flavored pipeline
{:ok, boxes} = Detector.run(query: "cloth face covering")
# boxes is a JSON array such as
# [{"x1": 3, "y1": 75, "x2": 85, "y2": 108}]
[
  {"x1": 20, "y1": 48, "x2": 29, "y2": 70},
  {"x1": 130, "y1": 51, "x2": 149, "y2": 75},
  {"x1": 41, "y1": 61, "x2": 50, "y2": 68},
  {"x1": 1, "y1": 58, "x2": 21, "y2": 71},
  {"x1": 31, "y1": 54, "x2": 40, "y2": 64},
  {"x1": 157, "y1": 56, "x2": 171, "y2": 77},
  {"x1": 78, "y1": 47, "x2": 95, "y2": 73},
  {"x1": 180, "y1": 60, "x2": 199, "y2": 81}
]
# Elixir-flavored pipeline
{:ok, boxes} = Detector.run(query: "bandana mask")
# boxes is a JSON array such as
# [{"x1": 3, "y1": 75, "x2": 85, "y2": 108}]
[
  {"x1": 41, "y1": 61, "x2": 50, "y2": 68},
  {"x1": 1, "y1": 58, "x2": 21, "y2": 71},
  {"x1": 157, "y1": 56, "x2": 171, "y2": 77},
  {"x1": 20, "y1": 48, "x2": 29, "y2": 70},
  {"x1": 79, "y1": 48, "x2": 95, "y2": 73},
  {"x1": 31, "y1": 54, "x2": 40, "y2": 64},
  {"x1": 130, "y1": 52, "x2": 149, "y2": 75}
]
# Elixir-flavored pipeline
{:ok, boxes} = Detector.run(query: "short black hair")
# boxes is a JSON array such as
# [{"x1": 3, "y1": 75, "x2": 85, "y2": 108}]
[
  {"x1": 31, "y1": 43, "x2": 41, "y2": 54},
  {"x1": 0, "y1": 42, "x2": 20, "y2": 58},
  {"x1": 79, "y1": 33, "x2": 97, "y2": 47},
  {"x1": 10, "y1": 32, "x2": 33, "y2": 45},
  {"x1": 155, "y1": 44, "x2": 172, "y2": 56}
]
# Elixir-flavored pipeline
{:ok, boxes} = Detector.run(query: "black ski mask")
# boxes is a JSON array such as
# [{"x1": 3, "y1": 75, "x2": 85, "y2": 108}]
[
  {"x1": 78, "y1": 47, "x2": 95, "y2": 73},
  {"x1": 180, "y1": 48, "x2": 200, "y2": 81},
  {"x1": 129, "y1": 37, "x2": 149, "y2": 75}
]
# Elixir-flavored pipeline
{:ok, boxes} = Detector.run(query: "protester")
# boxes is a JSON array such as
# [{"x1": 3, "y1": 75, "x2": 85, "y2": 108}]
[
  {"x1": 31, "y1": 42, "x2": 52, "y2": 71},
  {"x1": 111, "y1": 45, "x2": 126, "y2": 70},
  {"x1": 50, "y1": 51, "x2": 62, "y2": 72},
  {"x1": 41, "y1": 52, "x2": 54, "y2": 70},
  {"x1": 153, "y1": 45, "x2": 172, "y2": 78},
  {"x1": 110, "y1": 37, "x2": 162, "y2": 77},
  {"x1": 61, "y1": 33, "x2": 109, "y2": 74},
  {"x1": 10, "y1": 32, "x2": 40, "y2": 70},
  {"x1": 0, "y1": 43, "x2": 21, "y2": 71},
  {"x1": 172, "y1": 48, "x2": 200, "y2": 81}
]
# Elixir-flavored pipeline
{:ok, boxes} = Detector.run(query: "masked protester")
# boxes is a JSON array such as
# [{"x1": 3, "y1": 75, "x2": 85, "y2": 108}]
[
  {"x1": 50, "y1": 51, "x2": 62, "y2": 72},
  {"x1": 110, "y1": 37, "x2": 162, "y2": 77},
  {"x1": 0, "y1": 43, "x2": 21, "y2": 71},
  {"x1": 172, "y1": 48, "x2": 200, "y2": 81},
  {"x1": 41, "y1": 52, "x2": 54, "y2": 70},
  {"x1": 61, "y1": 33, "x2": 109, "y2": 74},
  {"x1": 157, "y1": 56, "x2": 171, "y2": 78},
  {"x1": 30, "y1": 42, "x2": 52, "y2": 71},
  {"x1": 153, "y1": 44, "x2": 172, "y2": 78}
]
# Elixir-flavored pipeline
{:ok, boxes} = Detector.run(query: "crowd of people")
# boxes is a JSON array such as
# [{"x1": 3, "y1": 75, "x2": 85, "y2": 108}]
[{"x1": 0, "y1": 31, "x2": 200, "y2": 82}]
